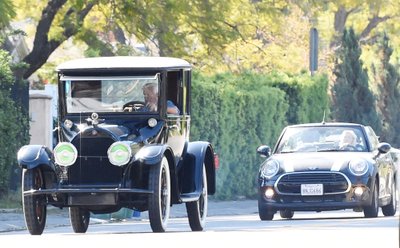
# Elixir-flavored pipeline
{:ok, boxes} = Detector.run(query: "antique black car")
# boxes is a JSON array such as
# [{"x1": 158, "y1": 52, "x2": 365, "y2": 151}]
[
  {"x1": 256, "y1": 122, "x2": 397, "y2": 220},
  {"x1": 17, "y1": 56, "x2": 217, "y2": 235}
]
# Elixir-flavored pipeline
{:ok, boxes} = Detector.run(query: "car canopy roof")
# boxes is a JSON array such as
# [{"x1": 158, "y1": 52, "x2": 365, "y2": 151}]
[{"x1": 56, "y1": 56, "x2": 192, "y2": 73}]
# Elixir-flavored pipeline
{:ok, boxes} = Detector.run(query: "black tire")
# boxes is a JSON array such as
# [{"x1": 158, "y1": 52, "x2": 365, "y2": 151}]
[
  {"x1": 382, "y1": 178, "x2": 397, "y2": 216},
  {"x1": 364, "y1": 183, "x2": 379, "y2": 218},
  {"x1": 148, "y1": 157, "x2": 171, "y2": 232},
  {"x1": 279, "y1": 209, "x2": 294, "y2": 219},
  {"x1": 258, "y1": 199, "x2": 274, "y2": 220},
  {"x1": 22, "y1": 168, "x2": 47, "y2": 235},
  {"x1": 69, "y1": 207, "x2": 90, "y2": 233},
  {"x1": 186, "y1": 164, "x2": 208, "y2": 231}
]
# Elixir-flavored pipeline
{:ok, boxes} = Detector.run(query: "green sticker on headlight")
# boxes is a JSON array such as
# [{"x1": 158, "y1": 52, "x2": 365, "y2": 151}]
[
  {"x1": 54, "y1": 143, "x2": 77, "y2": 166},
  {"x1": 108, "y1": 142, "x2": 131, "y2": 166}
]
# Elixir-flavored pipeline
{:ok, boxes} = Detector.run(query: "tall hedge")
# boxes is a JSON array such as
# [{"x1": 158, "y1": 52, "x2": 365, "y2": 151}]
[
  {"x1": 191, "y1": 71, "x2": 329, "y2": 200},
  {"x1": 0, "y1": 50, "x2": 29, "y2": 195}
]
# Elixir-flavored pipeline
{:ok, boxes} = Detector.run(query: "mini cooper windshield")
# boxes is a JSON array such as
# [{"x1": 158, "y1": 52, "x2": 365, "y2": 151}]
[
  {"x1": 276, "y1": 126, "x2": 368, "y2": 153},
  {"x1": 63, "y1": 75, "x2": 159, "y2": 113}
]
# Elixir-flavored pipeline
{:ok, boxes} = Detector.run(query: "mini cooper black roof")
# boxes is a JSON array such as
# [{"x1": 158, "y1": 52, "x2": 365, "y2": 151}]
[{"x1": 56, "y1": 56, "x2": 192, "y2": 73}]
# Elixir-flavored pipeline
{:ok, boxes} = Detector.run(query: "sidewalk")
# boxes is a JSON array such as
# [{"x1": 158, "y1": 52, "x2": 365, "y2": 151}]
[{"x1": 0, "y1": 200, "x2": 257, "y2": 233}]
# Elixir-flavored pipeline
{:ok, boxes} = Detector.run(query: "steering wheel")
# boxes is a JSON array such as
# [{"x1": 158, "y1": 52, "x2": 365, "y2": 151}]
[
  {"x1": 340, "y1": 144, "x2": 357, "y2": 151},
  {"x1": 123, "y1": 101, "x2": 145, "y2": 112}
]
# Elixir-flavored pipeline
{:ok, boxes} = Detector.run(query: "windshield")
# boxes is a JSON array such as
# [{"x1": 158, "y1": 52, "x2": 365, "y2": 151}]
[
  {"x1": 63, "y1": 75, "x2": 159, "y2": 113},
  {"x1": 275, "y1": 126, "x2": 367, "y2": 153}
]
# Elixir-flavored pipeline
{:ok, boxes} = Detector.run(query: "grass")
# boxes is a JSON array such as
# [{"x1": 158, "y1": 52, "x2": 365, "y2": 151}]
[{"x1": 0, "y1": 189, "x2": 22, "y2": 209}]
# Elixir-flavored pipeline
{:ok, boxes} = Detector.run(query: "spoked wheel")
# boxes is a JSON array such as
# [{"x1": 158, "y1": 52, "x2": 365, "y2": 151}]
[
  {"x1": 186, "y1": 164, "x2": 208, "y2": 231},
  {"x1": 69, "y1": 207, "x2": 90, "y2": 233},
  {"x1": 148, "y1": 157, "x2": 171, "y2": 232},
  {"x1": 364, "y1": 183, "x2": 379, "y2": 218},
  {"x1": 22, "y1": 168, "x2": 47, "y2": 235}
]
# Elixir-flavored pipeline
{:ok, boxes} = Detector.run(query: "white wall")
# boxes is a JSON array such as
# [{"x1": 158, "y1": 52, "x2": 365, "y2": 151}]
[{"x1": 29, "y1": 85, "x2": 58, "y2": 148}]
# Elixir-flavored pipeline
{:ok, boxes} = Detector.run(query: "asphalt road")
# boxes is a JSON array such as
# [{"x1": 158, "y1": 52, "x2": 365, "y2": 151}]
[
  {"x1": 0, "y1": 207, "x2": 398, "y2": 248},
  {"x1": 0, "y1": 199, "x2": 258, "y2": 233}
]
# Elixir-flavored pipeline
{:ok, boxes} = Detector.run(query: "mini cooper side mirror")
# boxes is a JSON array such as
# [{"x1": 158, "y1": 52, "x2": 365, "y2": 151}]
[
  {"x1": 377, "y1": 142, "x2": 391, "y2": 154},
  {"x1": 257, "y1": 145, "x2": 271, "y2": 158}
]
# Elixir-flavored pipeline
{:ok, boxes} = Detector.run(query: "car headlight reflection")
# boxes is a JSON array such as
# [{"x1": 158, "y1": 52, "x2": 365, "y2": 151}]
[
  {"x1": 261, "y1": 160, "x2": 280, "y2": 179},
  {"x1": 349, "y1": 159, "x2": 368, "y2": 176},
  {"x1": 54, "y1": 142, "x2": 78, "y2": 166},
  {"x1": 107, "y1": 142, "x2": 132, "y2": 166}
]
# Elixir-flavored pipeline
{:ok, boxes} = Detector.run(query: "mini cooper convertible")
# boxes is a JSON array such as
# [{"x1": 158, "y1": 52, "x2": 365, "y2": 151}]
[
  {"x1": 17, "y1": 56, "x2": 217, "y2": 235},
  {"x1": 256, "y1": 122, "x2": 397, "y2": 220}
]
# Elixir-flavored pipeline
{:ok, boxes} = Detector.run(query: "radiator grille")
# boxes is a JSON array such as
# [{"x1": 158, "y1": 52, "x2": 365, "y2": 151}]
[
  {"x1": 276, "y1": 172, "x2": 349, "y2": 195},
  {"x1": 67, "y1": 134, "x2": 123, "y2": 185}
]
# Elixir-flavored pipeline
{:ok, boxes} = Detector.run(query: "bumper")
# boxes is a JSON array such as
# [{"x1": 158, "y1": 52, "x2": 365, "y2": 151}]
[
  {"x1": 258, "y1": 185, "x2": 372, "y2": 212},
  {"x1": 23, "y1": 187, "x2": 153, "y2": 206}
]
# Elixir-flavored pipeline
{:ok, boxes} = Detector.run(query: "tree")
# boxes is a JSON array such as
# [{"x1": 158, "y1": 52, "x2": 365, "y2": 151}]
[
  {"x1": 372, "y1": 34, "x2": 400, "y2": 146},
  {"x1": 14, "y1": 0, "x2": 306, "y2": 80},
  {"x1": 0, "y1": 49, "x2": 29, "y2": 194},
  {"x1": 331, "y1": 28, "x2": 381, "y2": 131},
  {"x1": 0, "y1": 0, "x2": 15, "y2": 29}
]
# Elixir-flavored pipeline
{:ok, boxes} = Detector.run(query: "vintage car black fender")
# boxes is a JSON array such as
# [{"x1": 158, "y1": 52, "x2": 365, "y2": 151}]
[
  {"x1": 183, "y1": 141, "x2": 216, "y2": 196},
  {"x1": 17, "y1": 145, "x2": 56, "y2": 171}
]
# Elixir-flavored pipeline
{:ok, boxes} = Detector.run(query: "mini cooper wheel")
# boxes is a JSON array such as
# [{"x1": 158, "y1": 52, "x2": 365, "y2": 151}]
[
  {"x1": 69, "y1": 207, "x2": 90, "y2": 233},
  {"x1": 382, "y1": 178, "x2": 397, "y2": 216},
  {"x1": 148, "y1": 157, "x2": 171, "y2": 232},
  {"x1": 279, "y1": 209, "x2": 294, "y2": 219},
  {"x1": 22, "y1": 168, "x2": 47, "y2": 235},
  {"x1": 186, "y1": 164, "x2": 208, "y2": 231},
  {"x1": 364, "y1": 183, "x2": 379, "y2": 218},
  {"x1": 258, "y1": 198, "x2": 274, "y2": 220}
]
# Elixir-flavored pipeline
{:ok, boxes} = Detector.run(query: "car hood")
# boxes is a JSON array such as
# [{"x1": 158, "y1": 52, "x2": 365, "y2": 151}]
[{"x1": 271, "y1": 152, "x2": 374, "y2": 172}]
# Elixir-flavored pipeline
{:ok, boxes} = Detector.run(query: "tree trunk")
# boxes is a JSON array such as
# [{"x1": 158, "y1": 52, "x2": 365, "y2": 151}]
[{"x1": 22, "y1": 0, "x2": 95, "y2": 79}]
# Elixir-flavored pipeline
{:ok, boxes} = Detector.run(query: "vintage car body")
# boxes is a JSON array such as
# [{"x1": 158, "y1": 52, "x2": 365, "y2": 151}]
[
  {"x1": 256, "y1": 122, "x2": 397, "y2": 220},
  {"x1": 18, "y1": 56, "x2": 217, "y2": 235}
]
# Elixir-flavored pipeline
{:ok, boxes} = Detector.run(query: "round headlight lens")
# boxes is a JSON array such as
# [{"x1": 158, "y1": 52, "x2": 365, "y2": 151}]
[
  {"x1": 349, "y1": 159, "x2": 368, "y2": 176},
  {"x1": 54, "y1": 142, "x2": 78, "y2": 166},
  {"x1": 261, "y1": 160, "x2": 280, "y2": 179},
  {"x1": 108, "y1": 142, "x2": 131, "y2": 166}
]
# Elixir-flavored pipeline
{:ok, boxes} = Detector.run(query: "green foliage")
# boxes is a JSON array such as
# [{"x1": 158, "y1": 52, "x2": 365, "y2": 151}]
[
  {"x1": 191, "y1": 71, "x2": 329, "y2": 199},
  {"x1": 0, "y1": 0, "x2": 15, "y2": 29},
  {"x1": 265, "y1": 72, "x2": 330, "y2": 124},
  {"x1": 331, "y1": 28, "x2": 381, "y2": 132},
  {"x1": 0, "y1": 50, "x2": 29, "y2": 194},
  {"x1": 372, "y1": 34, "x2": 400, "y2": 146}
]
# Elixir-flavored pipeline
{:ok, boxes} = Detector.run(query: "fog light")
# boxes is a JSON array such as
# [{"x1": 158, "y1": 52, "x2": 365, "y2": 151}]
[
  {"x1": 264, "y1": 188, "x2": 275, "y2": 199},
  {"x1": 354, "y1": 186, "x2": 364, "y2": 197}
]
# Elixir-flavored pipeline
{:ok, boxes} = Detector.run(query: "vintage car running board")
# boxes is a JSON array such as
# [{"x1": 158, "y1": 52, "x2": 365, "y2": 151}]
[{"x1": 23, "y1": 188, "x2": 153, "y2": 196}]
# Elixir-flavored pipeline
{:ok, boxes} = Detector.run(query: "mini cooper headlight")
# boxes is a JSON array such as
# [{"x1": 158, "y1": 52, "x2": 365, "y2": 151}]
[
  {"x1": 349, "y1": 159, "x2": 368, "y2": 176},
  {"x1": 107, "y1": 142, "x2": 132, "y2": 166},
  {"x1": 261, "y1": 160, "x2": 280, "y2": 179},
  {"x1": 54, "y1": 142, "x2": 78, "y2": 166}
]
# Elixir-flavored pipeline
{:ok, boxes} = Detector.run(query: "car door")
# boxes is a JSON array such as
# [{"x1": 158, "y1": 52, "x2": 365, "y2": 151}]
[
  {"x1": 365, "y1": 126, "x2": 391, "y2": 199},
  {"x1": 165, "y1": 70, "x2": 189, "y2": 160}
]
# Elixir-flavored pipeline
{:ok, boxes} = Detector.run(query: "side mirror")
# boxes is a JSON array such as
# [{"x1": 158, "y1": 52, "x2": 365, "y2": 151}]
[
  {"x1": 378, "y1": 142, "x2": 391, "y2": 154},
  {"x1": 257, "y1": 145, "x2": 271, "y2": 158}
]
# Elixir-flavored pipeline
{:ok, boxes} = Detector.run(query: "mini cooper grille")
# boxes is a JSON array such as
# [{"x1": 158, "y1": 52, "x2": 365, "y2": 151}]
[
  {"x1": 276, "y1": 172, "x2": 349, "y2": 195},
  {"x1": 67, "y1": 135, "x2": 123, "y2": 185}
]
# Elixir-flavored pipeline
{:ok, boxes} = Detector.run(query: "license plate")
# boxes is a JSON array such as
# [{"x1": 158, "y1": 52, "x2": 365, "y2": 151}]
[{"x1": 301, "y1": 184, "x2": 323, "y2": 196}]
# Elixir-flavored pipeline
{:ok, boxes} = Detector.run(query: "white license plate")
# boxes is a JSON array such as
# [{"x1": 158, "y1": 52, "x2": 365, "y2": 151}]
[{"x1": 301, "y1": 184, "x2": 323, "y2": 196}]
